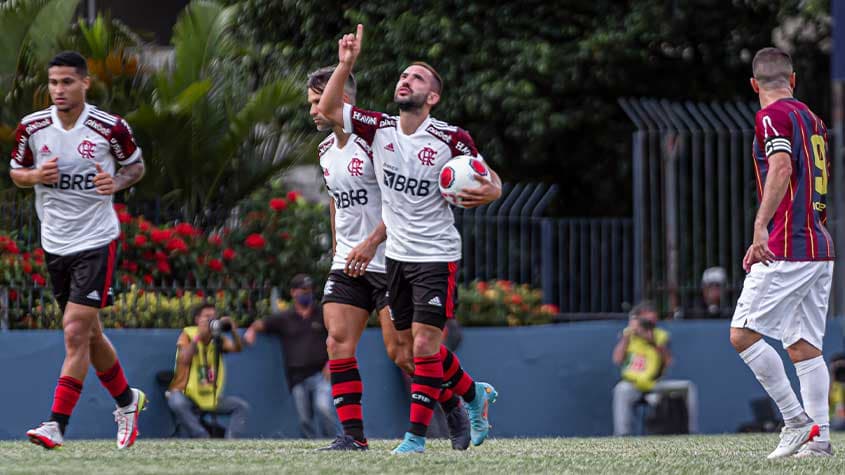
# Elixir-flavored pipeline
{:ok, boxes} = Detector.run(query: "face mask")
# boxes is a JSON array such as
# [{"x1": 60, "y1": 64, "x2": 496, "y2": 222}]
[{"x1": 295, "y1": 293, "x2": 314, "y2": 307}]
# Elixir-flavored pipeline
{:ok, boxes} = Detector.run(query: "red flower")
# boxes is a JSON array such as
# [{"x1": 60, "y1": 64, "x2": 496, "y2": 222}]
[
  {"x1": 33, "y1": 248, "x2": 44, "y2": 258},
  {"x1": 476, "y1": 281, "x2": 489, "y2": 293},
  {"x1": 176, "y1": 289, "x2": 184, "y2": 298},
  {"x1": 208, "y1": 235, "x2": 223, "y2": 247},
  {"x1": 143, "y1": 274, "x2": 154, "y2": 286},
  {"x1": 22, "y1": 252, "x2": 30, "y2": 261},
  {"x1": 138, "y1": 220, "x2": 151, "y2": 233},
  {"x1": 155, "y1": 251, "x2": 168, "y2": 261},
  {"x1": 113, "y1": 203, "x2": 127, "y2": 213},
  {"x1": 208, "y1": 258, "x2": 223, "y2": 272},
  {"x1": 222, "y1": 248, "x2": 236, "y2": 261},
  {"x1": 8, "y1": 289, "x2": 17, "y2": 301},
  {"x1": 166, "y1": 237, "x2": 188, "y2": 253},
  {"x1": 117, "y1": 212, "x2": 132, "y2": 224},
  {"x1": 22, "y1": 262, "x2": 33, "y2": 274},
  {"x1": 509, "y1": 294, "x2": 523, "y2": 305},
  {"x1": 245, "y1": 233, "x2": 266, "y2": 249},
  {"x1": 157, "y1": 260, "x2": 171, "y2": 274},
  {"x1": 150, "y1": 229, "x2": 173, "y2": 244},
  {"x1": 121, "y1": 259, "x2": 131, "y2": 269},
  {"x1": 0, "y1": 236, "x2": 8, "y2": 247},
  {"x1": 270, "y1": 198, "x2": 288, "y2": 212},
  {"x1": 32, "y1": 273, "x2": 46, "y2": 286},
  {"x1": 119, "y1": 232, "x2": 126, "y2": 241},
  {"x1": 540, "y1": 304, "x2": 560, "y2": 315},
  {"x1": 121, "y1": 274, "x2": 133, "y2": 285},
  {"x1": 128, "y1": 262, "x2": 138, "y2": 273},
  {"x1": 175, "y1": 222, "x2": 199, "y2": 237},
  {"x1": 134, "y1": 234, "x2": 148, "y2": 247},
  {"x1": 5, "y1": 241, "x2": 20, "y2": 255},
  {"x1": 287, "y1": 190, "x2": 300, "y2": 202},
  {"x1": 195, "y1": 290, "x2": 205, "y2": 298},
  {"x1": 122, "y1": 242, "x2": 129, "y2": 252}
]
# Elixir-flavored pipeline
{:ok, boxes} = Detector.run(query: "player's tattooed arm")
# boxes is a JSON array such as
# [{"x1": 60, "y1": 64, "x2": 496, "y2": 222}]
[{"x1": 93, "y1": 159, "x2": 145, "y2": 195}]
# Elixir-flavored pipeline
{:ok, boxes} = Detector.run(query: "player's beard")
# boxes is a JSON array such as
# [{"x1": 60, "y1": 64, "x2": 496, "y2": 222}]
[{"x1": 395, "y1": 92, "x2": 426, "y2": 111}]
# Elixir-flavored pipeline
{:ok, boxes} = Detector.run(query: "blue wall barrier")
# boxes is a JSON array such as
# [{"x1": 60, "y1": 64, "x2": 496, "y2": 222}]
[{"x1": 0, "y1": 320, "x2": 842, "y2": 440}]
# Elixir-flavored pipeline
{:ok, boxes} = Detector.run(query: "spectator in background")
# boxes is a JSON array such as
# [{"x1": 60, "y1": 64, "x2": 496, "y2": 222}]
[
  {"x1": 680, "y1": 267, "x2": 733, "y2": 319},
  {"x1": 245, "y1": 274, "x2": 338, "y2": 438},
  {"x1": 612, "y1": 301, "x2": 698, "y2": 435},
  {"x1": 167, "y1": 304, "x2": 249, "y2": 438}
]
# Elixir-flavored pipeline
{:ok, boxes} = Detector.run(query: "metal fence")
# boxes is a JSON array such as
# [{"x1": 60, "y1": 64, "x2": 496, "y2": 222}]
[
  {"x1": 618, "y1": 98, "x2": 845, "y2": 315},
  {"x1": 455, "y1": 184, "x2": 634, "y2": 316}
]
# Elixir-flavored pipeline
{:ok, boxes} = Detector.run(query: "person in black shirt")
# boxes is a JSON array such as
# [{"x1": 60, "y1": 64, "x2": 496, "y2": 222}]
[{"x1": 245, "y1": 274, "x2": 338, "y2": 438}]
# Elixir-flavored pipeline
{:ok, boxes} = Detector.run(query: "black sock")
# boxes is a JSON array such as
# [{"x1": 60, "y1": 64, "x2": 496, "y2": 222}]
[
  {"x1": 442, "y1": 394, "x2": 460, "y2": 413},
  {"x1": 50, "y1": 413, "x2": 69, "y2": 435},
  {"x1": 115, "y1": 387, "x2": 134, "y2": 408}
]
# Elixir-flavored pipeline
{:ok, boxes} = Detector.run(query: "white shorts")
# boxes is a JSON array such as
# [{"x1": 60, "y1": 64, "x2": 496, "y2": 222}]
[{"x1": 731, "y1": 260, "x2": 833, "y2": 350}]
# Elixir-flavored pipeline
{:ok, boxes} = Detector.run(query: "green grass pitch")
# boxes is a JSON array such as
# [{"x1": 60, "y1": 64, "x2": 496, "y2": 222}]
[{"x1": 1, "y1": 434, "x2": 843, "y2": 474}]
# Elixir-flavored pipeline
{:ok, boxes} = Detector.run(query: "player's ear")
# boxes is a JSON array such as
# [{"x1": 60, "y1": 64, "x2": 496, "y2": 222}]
[
  {"x1": 82, "y1": 75, "x2": 91, "y2": 92},
  {"x1": 750, "y1": 77, "x2": 759, "y2": 94},
  {"x1": 427, "y1": 91, "x2": 440, "y2": 107},
  {"x1": 789, "y1": 72, "x2": 796, "y2": 90}
]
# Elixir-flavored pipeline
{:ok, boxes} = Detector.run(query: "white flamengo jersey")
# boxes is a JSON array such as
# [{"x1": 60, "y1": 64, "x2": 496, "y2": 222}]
[
  {"x1": 9, "y1": 104, "x2": 142, "y2": 255},
  {"x1": 342, "y1": 104, "x2": 484, "y2": 262},
  {"x1": 320, "y1": 132, "x2": 386, "y2": 273}
]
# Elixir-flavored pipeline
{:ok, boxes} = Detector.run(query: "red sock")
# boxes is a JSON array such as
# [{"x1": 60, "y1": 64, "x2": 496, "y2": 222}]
[
  {"x1": 51, "y1": 376, "x2": 83, "y2": 430},
  {"x1": 96, "y1": 360, "x2": 132, "y2": 407},
  {"x1": 440, "y1": 345, "x2": 476, "y2": 402},
  {"x1": 329, "y1": 357, "x2": 366, "y2": 443},
  {"x1": 409, "y1": 354, "x2": 443, "y2": 437}
]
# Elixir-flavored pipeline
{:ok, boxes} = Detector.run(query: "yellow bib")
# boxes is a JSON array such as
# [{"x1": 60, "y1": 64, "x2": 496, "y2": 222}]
[
  {"x1": 620, "y1": 328, "x2": 669, "y2": 392},
  {"x1": 180, "y1": 326, "x2": 226, "y2": 410}
]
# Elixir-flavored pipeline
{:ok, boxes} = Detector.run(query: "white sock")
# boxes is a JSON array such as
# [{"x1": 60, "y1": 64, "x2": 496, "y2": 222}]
[
  {"x1": 739, "y1": 340, "x2": 804, "y2": 421},
  {"x1": 796, "y1": 355, "x2": 830, "y2": 442}
]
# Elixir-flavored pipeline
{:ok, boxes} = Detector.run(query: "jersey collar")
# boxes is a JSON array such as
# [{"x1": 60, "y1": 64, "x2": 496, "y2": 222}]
[
  {"x1": 50, "y1": 103, "x2": 91, "y2": 133},
  {"x1": 398, "y1": 114, "x2": 432, "y2": 137}
]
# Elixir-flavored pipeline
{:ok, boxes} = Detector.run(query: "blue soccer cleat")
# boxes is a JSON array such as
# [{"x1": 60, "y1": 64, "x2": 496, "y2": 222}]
[
  {"x1": 391, "y1": 432, "x2": 426, "y2": 454},
  {"x1": 465, "y1": 382, "x2": 498, "y2": 446}
]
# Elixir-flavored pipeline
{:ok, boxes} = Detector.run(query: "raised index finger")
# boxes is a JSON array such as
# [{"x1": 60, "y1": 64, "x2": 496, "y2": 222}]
[{"x1": 356, "y1": 24, "x2": 364, "y2": 45}]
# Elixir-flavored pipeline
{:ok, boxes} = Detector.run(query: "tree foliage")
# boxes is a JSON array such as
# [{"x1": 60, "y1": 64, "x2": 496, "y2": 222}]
[{"x1": 228, "y1": 0, "x2": 830, "y2": 216}]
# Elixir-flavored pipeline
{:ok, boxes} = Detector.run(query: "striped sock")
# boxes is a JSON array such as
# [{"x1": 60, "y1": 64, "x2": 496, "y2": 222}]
[
  {"x1": 329, "y1": 357, "x2": 365, "y2": 443},
  {"x1": 96, "y1": 360, "x2": 133, "y2": 407},
  {"x1": 409, "y1": 354, "x2": 443, "y2": 437},
  {"x1": 440, "y1": 345, "x2": 476, "y2": 403},
  {"x1": 50, "y1": 376, "x2": 83, "y2": 434}
]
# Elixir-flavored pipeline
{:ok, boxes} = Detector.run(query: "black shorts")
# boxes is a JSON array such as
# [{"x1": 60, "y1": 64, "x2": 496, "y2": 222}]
[
  {"x1": 45, "y1": 241, "x2": 118, "y2": 313},
  {"x1": 321, "y1": 270, "x2": 389, "y2": 314},
  {"x1": 385, "y1": 257, "x2": 459, "y2": 331}
]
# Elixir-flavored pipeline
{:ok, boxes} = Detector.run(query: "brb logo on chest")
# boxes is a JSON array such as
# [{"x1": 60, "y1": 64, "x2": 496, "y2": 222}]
[
  {"x1": 77, "y1": 140, "x2": 96, "y2": 160},
  {"x1": 347, "y1": 158, "x2": 364, "y2": 177},
  {"x1": 417, "y1": 147, "x2": 437, "y2": 166}
]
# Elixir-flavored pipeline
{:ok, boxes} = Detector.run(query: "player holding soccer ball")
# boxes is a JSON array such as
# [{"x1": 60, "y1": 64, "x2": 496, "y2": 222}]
[
  {"x1": 306, "y1": 67, "x2": 472, "y2": 451},
  {"x1": 319, "y1": 25, "x2": 503, "y2": 454},
  {"x1": 9, "y1": 52, "x2": 146, "y2": 450},
  {"x1": 731, "y1": 47, "x2": 834, "y2": 459}
]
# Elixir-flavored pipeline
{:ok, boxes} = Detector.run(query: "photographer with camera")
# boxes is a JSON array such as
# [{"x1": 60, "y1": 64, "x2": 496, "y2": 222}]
[
  {"x1": 611, "y1": 301, "x2": 698, "y2": 435},
  {"x1": 167, "y1": 303, "x2": 249, "y2": 438},
  {"x1": 245, "y1": 274, "x2": 338, "y2": 438}
]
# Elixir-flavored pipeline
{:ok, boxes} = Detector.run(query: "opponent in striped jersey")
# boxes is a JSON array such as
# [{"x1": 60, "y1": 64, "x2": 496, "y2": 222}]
[
  {"x1": 10, "y1": 52, "x2": 146, "y2": 451},
  {"x1": 731, "y1": 47, "x2": 834, "y2": 460},
  {"x1": 319, "y1": 25, "x2": 501, "y2": 454}
]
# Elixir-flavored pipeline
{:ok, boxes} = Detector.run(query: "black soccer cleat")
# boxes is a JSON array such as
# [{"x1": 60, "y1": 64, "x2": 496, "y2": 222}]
[
  {"x1": 445, "y1": 400, "x2": 471, "y2": 450},
  {"x1": 318, "y1": 434, "x2": 369, "y2": 451}
]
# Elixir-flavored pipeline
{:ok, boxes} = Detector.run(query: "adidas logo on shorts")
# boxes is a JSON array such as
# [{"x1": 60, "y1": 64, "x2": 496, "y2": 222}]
[
  {"x1": 324, "y1": 280, "x2": 335, "y2": 295},
  {"x1": 428, "y1": 296, "x2": 442, "y2": 307},
  {"x1": 86, "y1": 290, "x2": 100, "y2": 300}
]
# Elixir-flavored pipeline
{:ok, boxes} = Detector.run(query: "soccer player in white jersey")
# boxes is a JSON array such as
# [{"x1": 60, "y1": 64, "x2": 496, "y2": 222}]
[
  {"x1": 319, "y1": 26, "x2": 504, "y2": 453},
  {"x1": 9, "y1": 52, "x2": 147, "y2": 450},
  {"x1": 307, "y1": 66, "x2": 470, "y2": 451}
]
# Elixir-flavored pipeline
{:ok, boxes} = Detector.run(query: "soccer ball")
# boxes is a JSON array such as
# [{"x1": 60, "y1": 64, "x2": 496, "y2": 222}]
[{"x1": 439, "y1": 155, "x2": 489, "y2": 208}]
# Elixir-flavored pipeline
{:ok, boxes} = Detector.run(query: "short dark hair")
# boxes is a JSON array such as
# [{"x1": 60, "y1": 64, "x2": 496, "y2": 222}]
[
  {"x1": 410, "y1": 61, "x2": 442, "y2": 94},
  {"x1": 630, "y1": 300, "x2": 658, "y2": 319},
  {"x1": 752, "y1": 47, "x2": 793, "y2": 90},
  {"x1": 48, "y1": 51, "x2": 88, "y2": 77},
  {"x1": 307, "y1": 66, "x2": 356, "y2": 102},
  {"x1": 289, "y1": 273, "x2": 314, "y2": 290},
  {"x1": 192, "y1": 303, "x2": 216, "y2": 320}
]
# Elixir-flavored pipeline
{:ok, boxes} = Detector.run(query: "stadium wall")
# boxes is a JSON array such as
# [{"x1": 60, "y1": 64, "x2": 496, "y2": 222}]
[{"x1": 0, "y1": 320, "x2": 842, "y2": 440}]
